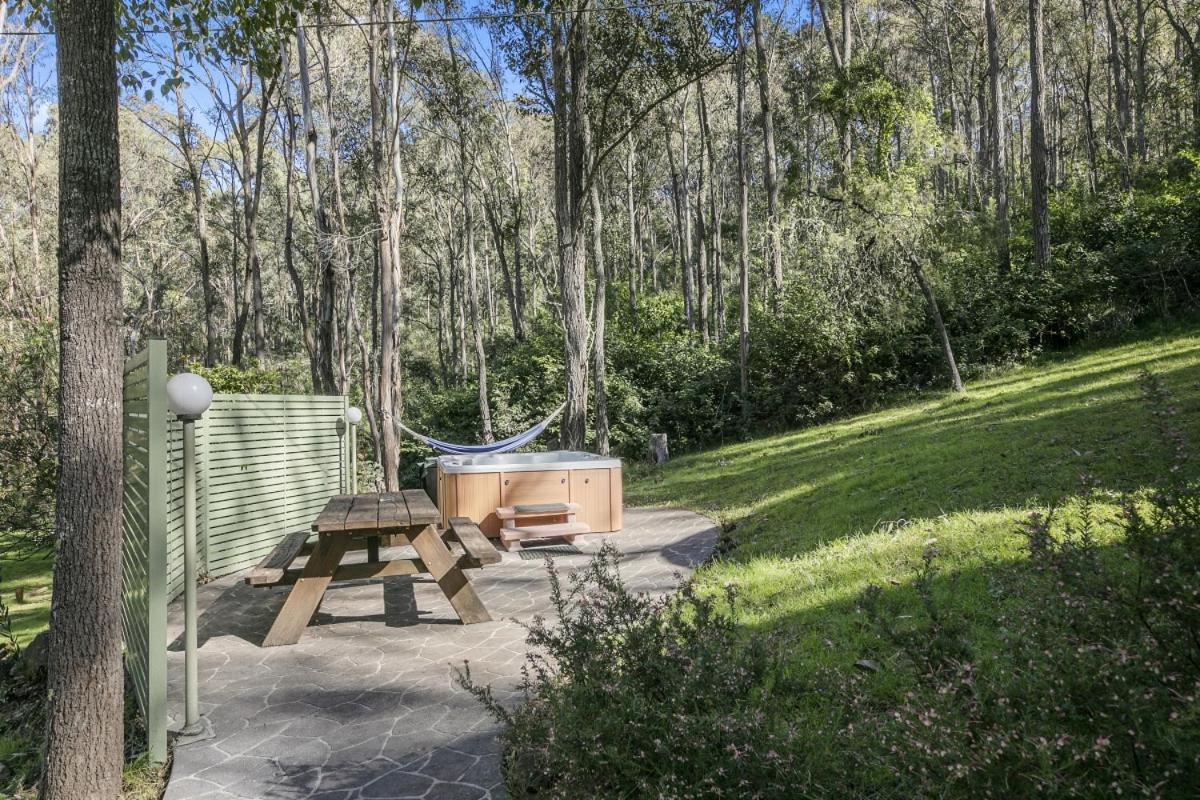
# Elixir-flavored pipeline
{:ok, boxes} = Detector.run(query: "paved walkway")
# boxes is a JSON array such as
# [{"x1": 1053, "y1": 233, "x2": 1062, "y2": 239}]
[{"x1": 163, "y1": 507, "x2": 717, "y2": 800}]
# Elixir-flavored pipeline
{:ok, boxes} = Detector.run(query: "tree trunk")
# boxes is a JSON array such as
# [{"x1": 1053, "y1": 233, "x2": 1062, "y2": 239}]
[
  {"x1": 909, "y1": 254, "x2": 964, "y2": 393},
  {"x1": 985, "y1": 0, "x2": 1011, "y2": 274},
  {"x1": 678, "y1": 91, "x2": 695, "y2": 332},
  {"x1": 42, "y1": 0, "x2": 125, "y2": 795},
  {"x1": 693, "y1": 87, "x2": 710, "y2": 346},
  {"x1": 1029, "y1": 0, "x2": 1051, "y2": 268},
  {"x1": 279, "y1": 72, "x2": 319, "y2": 391},
  {"x1": 625, "y1": 131, "x2": 639, "y2": 318},
  {"x1": 736, "y1": 1, "x2": 751, "y2": 428},
  {"x1": 751, "y1": 0, "x2": 784, "y2": 312},
  {"x1": 171, "y1": 40, "x2": 217, "y2": 367},
  {"x1": 369, "y1": 0, "x2": 402, "y2": 489},
  {"x1": 1102, "y1": 0, "x2": 1132, "y2": 181},
  {"x1": 296, "y1": 19, "x2": 339, "y2": 393},
  {"x1": 554, "y1": 4, "x2": 592, "y2": 451},
  {"x1": 816, "y1": 0, "x2": 854, "y2": 184},
  {"x1": 590, "y1": 177, "x2": 609, "y2": 455}
]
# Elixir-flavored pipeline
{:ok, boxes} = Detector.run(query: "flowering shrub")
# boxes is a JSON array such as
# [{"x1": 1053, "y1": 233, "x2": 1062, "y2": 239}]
[
  {"x1": 466, "y1": 372, "x2": 1200, "y2": 799},
  {"x1": 851, "y1": 371, "x2": 1200, "y2": 798},
  {"x1": 458, "y1": 544, "x2": 801, "y2": 799}
]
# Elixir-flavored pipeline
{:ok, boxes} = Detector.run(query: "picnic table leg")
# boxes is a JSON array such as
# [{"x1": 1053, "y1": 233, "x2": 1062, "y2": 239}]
[
  {"x1": 263, "y1": 534, "x2": 350, "y2": 647},
  {"x1": 367, "y1": 536, "x2": 380, "y2": 564},
  {"x1": 409, "y1": 524, "x2": 492, "y2": 624}
]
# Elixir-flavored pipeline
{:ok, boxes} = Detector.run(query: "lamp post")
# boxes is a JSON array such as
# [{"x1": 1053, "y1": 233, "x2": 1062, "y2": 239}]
[
  {"x1": 346, "y1": 406, "x2": 362, "y2": 495},
  {"x1": 165, "y1": 372, "x2": 213, "y2": 737}
]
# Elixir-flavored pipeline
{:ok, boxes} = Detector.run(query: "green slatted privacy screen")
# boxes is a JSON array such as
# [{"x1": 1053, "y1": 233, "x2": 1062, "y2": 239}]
[
  {"x1": 122, "y1": 340, "x2": 169, "y2": 762},
  {"x1": 200, "y1": 394, "x2": 349, "y2": 579},
  {"x1": 122, "y1": 340, "x2": 350, "y2": 762}
]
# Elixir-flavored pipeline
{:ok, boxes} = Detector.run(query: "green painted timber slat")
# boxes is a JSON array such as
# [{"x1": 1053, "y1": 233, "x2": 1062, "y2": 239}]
[{"x1": 120, "y1": 339, "x2": 168, "y2": 763}]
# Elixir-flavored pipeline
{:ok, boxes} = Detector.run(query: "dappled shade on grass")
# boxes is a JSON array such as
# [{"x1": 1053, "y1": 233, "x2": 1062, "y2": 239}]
[{"x1": 627, "y1": 322, "x2": 1200, "y2": 685}]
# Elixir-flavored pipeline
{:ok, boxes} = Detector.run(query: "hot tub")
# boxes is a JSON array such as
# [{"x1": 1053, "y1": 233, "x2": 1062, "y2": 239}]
[{"x1": 423, "y1": 451, "x2": 623, "y2": 537}]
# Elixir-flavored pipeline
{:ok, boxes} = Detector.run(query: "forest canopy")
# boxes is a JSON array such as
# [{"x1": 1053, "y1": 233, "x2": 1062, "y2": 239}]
[{"x1": 0, "y1": 0, "x2": 1197, "y2": 498}]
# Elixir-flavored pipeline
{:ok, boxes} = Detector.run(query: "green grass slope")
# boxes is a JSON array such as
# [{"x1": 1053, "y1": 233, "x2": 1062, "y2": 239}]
[
  {"x1": 0, "y1": 533, "x2": 52, "y2": 649},
  {"x1": 628, "y1": 322, "x2": 1200, "y2": 675}
]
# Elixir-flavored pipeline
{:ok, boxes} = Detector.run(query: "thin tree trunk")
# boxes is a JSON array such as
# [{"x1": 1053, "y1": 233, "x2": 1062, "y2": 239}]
[
  {"x1": 678, "y1": 91, "x2": 694, "y2": 332},
  {"x1": 369, "y1": 0, "x2": 401, "y2": 489},
  {"x1": 171, "y1": 39, "x2": 217, "y2": 366},
  {"x1": 736, "y1": 1, "x2": 751, "y2": 428},
  {"x1": 42, "y1": 0, "x2": 125, "y2": 794},
  {"x1": 590, "y1": 177, "x2": 609, "y2": 455},
  {"x1": 1103, "y1": 0, "x2": 1132, "y2": 180},
  {"x1": 751, "y1": 0, "x2": 784, "y2": 312},
  {"x1": 279, "y1": 68, "x2": 319, "y2": 390},
  {"x1": 296, "y1": 18, "x2": 338, "y2": 393},
  {"x1": 625, "y1": 131, "x2": 639, "y2": 317},
  {"x1": 985, "y1": 0, "x2": 1011, "y2": 274},
  {"x1": 1029, "y1": 0, "x2": 1051, "y2": 268},
  {"x1": 694, "y1": 86, "x2": 710, "y2": 346},
  {"x1": 910, "y1": 255, "x2": 964, "y2": 392}
]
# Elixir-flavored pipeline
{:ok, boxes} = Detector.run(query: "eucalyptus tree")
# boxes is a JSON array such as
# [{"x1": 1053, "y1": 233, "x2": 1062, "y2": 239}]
[
  {"x1": 493, "y1": 0, "x2": 728, "y2": 449},
  {"x1": 983, "y1": 0, "x2": 1010, "y2": 274},
  {"x1": 1029, "y1": 0, "x2": 1050, "y2": 267}
]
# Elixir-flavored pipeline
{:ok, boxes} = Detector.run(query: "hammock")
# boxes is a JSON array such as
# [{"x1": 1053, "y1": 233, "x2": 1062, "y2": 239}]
[{"x1": 399, "y1": 401, "x2": 568, "y2": 456}]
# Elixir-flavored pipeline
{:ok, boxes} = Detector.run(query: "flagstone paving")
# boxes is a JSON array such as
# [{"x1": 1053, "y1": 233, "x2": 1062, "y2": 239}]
[{"x1": 163, "y1": 507, "x2": 717, "y2": 800}]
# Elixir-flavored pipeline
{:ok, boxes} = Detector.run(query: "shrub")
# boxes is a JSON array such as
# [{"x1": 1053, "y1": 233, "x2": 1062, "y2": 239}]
[
  {"x1": 848, "y1": 371, "x2": 1200, "y2": 798},
  {"x1": 458, "y1": 544, "x2": 801, "y2": 799}
]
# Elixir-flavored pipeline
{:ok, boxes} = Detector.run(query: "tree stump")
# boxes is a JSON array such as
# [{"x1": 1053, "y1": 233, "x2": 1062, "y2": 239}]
[{"x1": 650, "y1": 433, "x2": 669, "y2": 465}]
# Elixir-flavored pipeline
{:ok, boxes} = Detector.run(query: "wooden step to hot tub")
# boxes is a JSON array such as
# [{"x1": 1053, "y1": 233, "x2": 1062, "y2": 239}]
[
  {"x1": 495, "y1": 503, "x2": 588, "y2": 551},
  {"x1": 498, "y1": 521, "x2": 591, "y2": 551}
]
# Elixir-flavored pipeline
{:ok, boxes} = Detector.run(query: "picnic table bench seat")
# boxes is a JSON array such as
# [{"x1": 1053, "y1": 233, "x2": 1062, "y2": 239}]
[
  {"x1": 245, "y1": 531, "x2": 310, "y2": 587},
  {"x1": 446, "y1": 517, "x2": 502, "y2": 566}
]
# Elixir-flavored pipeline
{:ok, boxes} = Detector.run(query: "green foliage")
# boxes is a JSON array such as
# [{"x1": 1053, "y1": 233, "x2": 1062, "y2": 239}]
[
  {"x1": 0, "y1": 322, "x2": 57, "y2": 545},
  {"x1": 458, "y1": 543, "x2": 798, "y2": 798},
  {"x1": 482, "y1": 329, "x2": 1200, "y2": 798},
  {"x1": 842, "y1": 376, "x2": 1200, "y2": 796},
  {"x1": 185, "y1": 361, "x2": 283, "y2": 394}
]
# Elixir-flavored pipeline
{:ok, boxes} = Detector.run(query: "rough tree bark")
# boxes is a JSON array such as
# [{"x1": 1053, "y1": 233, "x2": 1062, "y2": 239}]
[
  {"x1": 984, "y1": 0, "x2": 1011, "y2": 274},
  {"x1": 1029, "y1": 0, "x2": 1051, "y2": 268},
  {"x1": 552, "y1": 3, "x2": 592, "y2": 451},
  {"x1": 590, "y1": 176, "x2": 609, "y2": 455},
  {"x1": 368, "y1": 0, "x2": 402, "y2": 488},
  {"x1": 751, "y1": 0, "x2": 784, "y2": 312},
  {"x1": 295, "y1": 18, "x2": 339, "y2": 393},
  {"x1": 42, "y1": 0, "x2": 125, "y2": 795},
  {"x1": 736, "y1": 1, "x2": 751, "y2": 428}
]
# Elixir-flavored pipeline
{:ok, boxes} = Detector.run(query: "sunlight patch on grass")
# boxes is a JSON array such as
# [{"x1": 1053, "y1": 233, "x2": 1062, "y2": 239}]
[
  {"x1": 0, "y1": 534, "x2": 53, "y2": 649},
  {"x1": 629, "y1": 323, "x2": 1200, "y2": 692}
]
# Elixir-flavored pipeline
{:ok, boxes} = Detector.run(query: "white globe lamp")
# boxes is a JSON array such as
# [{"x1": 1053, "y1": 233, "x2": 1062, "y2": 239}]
[
  {"x1": 346, "y1": 406, "x2": 363, "y2": 425},
  {"x1": 166, "y1": 373, "x2": 214, "y2": 420}
]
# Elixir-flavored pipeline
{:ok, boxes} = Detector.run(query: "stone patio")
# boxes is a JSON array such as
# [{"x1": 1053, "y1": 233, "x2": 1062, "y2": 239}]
[{"x1": 163, "y1": 507, "x2": 717, "y2": 800}]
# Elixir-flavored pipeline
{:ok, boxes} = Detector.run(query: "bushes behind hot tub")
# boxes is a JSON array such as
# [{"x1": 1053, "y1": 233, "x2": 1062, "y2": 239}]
[{"x1": 395, "y1": 291, "x2": 923, "y2": 482}]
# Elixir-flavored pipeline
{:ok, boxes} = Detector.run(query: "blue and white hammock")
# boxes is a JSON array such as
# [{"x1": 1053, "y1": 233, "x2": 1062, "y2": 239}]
[{"x1": 398, "y1": 401, "x2": 568, "y2": 455}]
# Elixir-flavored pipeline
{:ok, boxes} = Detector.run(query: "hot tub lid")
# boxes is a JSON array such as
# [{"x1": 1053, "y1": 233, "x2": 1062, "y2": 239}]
[{"x1": 427, "y1": 450, "x2": 622, "y2": 474}]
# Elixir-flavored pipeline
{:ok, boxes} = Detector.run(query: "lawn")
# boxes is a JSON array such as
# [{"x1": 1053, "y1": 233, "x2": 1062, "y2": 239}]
[
  {"x1": 628, "y1": 320, "x2": 1200, "y2": 681},
  {"x1": 0, "y1": 533, "x2": 53, "y2": 649}
]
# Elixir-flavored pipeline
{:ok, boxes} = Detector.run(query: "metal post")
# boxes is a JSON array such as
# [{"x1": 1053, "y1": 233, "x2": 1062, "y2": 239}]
[
  {"x1": 182, "y1": 416, "x2": 201, "y2": 733},
  {"x1": 182, "y1": 417, "x2": 199, "y2": 729},
  {"x1": 350, "y1": 422, "x2": 358, "y2": 495}
]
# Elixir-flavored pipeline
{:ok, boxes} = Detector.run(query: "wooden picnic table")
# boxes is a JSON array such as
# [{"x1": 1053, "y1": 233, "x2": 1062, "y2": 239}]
[{"x1": 261, "y1": 489, "x2": 497, "y2": 647}]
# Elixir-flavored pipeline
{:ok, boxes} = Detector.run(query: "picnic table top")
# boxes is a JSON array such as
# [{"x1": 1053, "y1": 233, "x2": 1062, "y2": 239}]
[{"x1": 313, "y1": 490, "x2": 440, "y2": 533}]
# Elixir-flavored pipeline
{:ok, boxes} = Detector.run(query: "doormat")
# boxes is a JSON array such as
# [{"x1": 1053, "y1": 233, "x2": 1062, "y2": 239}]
[{"x1": 516, "y1": 544, "x2": 583, "y2": 560}]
